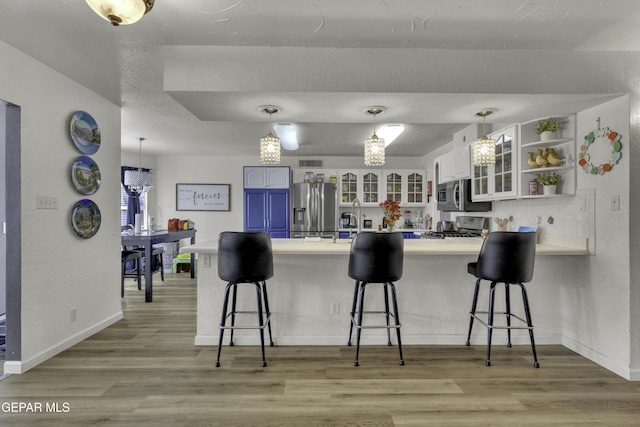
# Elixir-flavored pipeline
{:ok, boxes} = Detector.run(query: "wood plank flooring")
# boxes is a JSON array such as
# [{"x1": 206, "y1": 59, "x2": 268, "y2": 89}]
[{"x1": 1, "y1": 274, "x2": 639, "y2": 426}]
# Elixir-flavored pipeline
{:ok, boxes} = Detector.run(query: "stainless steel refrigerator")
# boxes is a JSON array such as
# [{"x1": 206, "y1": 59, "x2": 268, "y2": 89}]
[{"x1": 290, "y1": 182, "x2": 338, "y2": 238}]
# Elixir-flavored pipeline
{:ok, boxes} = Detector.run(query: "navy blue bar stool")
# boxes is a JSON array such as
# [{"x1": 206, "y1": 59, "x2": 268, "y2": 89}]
[
  {"x1": 347, "y1": 232, "x2": 404, "y2": 366},
  {"x1": 216, "y1": 232, "x2": 274, "y2": 367},
  {"x1": 465, "y1": 231, "x2": 539, "y2": 368}
]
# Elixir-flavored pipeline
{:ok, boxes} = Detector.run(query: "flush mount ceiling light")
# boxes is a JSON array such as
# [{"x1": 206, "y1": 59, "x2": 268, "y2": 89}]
[
  {"x1": 259, "y1": 106, "x2": 282, "y2": 165},
  {"x1": 273, "y1": 123, "x2": 299, "y2": 151},
  {"x1": 86, "y1": 0, "x2": 154, "y2": 26},
  {"x1": 364, "y1": 106, "x2": 386, "y2": 166},
  {"x1": 472, "y1": 109, "x2": 498, "y2": 166},
  {"x1": 124, "y1": 137, "x2": 155, "y2": 193}
]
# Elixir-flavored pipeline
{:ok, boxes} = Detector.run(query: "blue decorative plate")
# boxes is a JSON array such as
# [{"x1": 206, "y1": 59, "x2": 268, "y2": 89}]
[
  {"x1": 71, "y1": 199, "x2": 101, "y2": 239},
  {"x1": 69, "y1": 111, "x2": 101, "y2": 155},
  {"x1": 71, "y1": 156, "x2": 101, "y2": 195}
]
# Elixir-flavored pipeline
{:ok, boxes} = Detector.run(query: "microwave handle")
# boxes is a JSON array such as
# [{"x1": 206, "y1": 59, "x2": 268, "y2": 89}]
[{"x1": 453, "y1": 182, "x2": 460, "y2": 209}]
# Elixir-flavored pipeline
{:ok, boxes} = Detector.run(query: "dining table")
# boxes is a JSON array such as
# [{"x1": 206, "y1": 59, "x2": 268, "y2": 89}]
[{"x1": 121, "y1": 229, "x2": 196, "y2": 302}]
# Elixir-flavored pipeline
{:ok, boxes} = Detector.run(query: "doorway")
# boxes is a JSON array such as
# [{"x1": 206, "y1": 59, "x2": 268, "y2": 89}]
[{"x1": 1, "y1": 100, "x2": 22, "y2": 375}]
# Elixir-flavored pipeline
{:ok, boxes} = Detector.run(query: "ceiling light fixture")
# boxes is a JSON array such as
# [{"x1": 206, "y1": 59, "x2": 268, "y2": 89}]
[
  {"x1": 378, "y1": 124, "x2": 405, "y2": 147},
  {"x1": 124, "y1": 137, "x2": 155, "y2": 193},
  {"x1": 364, "y1": 107, "x2": 386, "y2": 166},
  {"x1": 472, "y1": 109, "x2": 498, "y2": 166},
  {"x1": 259, "y1": 106, "x2": 281, "y2": 165},
  {"x1": 85, "y1": 0, "x2": 155, "y2": 26},
  {"x1": 273, "y1": 123, "x2": 299, "y2": 151}
]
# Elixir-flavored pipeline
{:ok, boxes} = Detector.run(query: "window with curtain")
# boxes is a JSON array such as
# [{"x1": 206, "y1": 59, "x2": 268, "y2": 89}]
[{"x1": 120, "y1": 185, "x2": 146, "y2": 228}]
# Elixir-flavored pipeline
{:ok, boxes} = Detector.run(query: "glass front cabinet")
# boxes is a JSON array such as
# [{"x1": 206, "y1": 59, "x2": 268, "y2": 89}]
[
  {"x1": 339, "y1": 169, "x2": 425, "y2": 207},
  {"x1": 406, "y1": 171, "x2": 425, "y2": 205},
  {"x1": 471, "y1": 124, "x2": 519, "y2": 201},
  {"x1": 361, "y1": 171, "x2": 381, "y2": 204},
  {"x1": 339, "y1": 172, "x2": 359, "y2": 205}
]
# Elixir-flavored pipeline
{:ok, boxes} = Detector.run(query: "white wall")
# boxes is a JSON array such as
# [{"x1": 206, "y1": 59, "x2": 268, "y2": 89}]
[{"x1": 0, "y1": 41, "x2": 122, "y2": 373}]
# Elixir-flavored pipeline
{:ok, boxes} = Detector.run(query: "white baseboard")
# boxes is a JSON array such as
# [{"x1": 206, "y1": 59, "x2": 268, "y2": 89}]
[
  {"x1": 4, "y1": 311, "x2": 123, "y2": 374},
  {"x1": 562, "y1": 336, "x2": 634, "y2": 381}
]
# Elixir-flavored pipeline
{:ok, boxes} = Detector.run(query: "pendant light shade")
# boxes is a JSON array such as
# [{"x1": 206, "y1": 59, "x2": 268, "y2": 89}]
[
  {"x1": 364, "y1": 107, "x2": 386, "y2": 166},
  {"x1": 124, "y1": 137, "x2": 154, "y2": 193},
  {"x1": 364, "y1": 135, "x2": 385, "y2": 166},
  {"x1": 85, "y1": 0, "x2": 154, "y2": 26},
  {"x1": 259, "y1": 106, "x2": 282, "y2": 165},
  {"x1": 472, "y1": 109, "x2": 497, "y2": 166}
]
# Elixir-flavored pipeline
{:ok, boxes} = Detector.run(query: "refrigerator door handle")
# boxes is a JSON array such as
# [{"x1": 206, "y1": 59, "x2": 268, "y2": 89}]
[{"x1": 311, "y1": 186, "x2": 318, "y2": 229}]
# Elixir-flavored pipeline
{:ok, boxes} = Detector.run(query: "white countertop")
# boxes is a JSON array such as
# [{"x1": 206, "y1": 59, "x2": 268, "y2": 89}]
[{"x1": 181, "y1": 234, "x2": 588, "y2": 256}]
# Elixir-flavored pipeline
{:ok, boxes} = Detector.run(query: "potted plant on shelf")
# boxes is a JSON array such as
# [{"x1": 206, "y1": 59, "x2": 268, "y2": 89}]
[
  {"x1": 536, "y1": 172, "x2": 561, "y2": 195},
  {"x1": 536, "y1": 118, "x2": 567, "y2": 141}
]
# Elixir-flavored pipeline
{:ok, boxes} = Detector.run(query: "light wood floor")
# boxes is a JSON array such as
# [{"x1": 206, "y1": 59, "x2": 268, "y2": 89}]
[{"x1": 1, "y1": 274, "x2": 639, "y2": 426}]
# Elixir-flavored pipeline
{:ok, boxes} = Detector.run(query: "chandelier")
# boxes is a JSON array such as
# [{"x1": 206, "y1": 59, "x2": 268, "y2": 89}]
[
  {"x1": 259, "y1": 106, "x2": 281, "y2": 165},
  {"x1": 472, "y1": 109, "x2": 497, "y2": 166},
  {"x1": 124, "y1": 137, "x2": 155, "y2": 193},
  {"x1": 85, "y1": 0, "x2": 155, "y2": 26},
  {"x1": 364, "y1": 107, "x2": 386, "y2": 166}
]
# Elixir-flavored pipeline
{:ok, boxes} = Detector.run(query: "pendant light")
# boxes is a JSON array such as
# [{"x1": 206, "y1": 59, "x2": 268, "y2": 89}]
[
  {"x1": 124, "y1": 137, "x2": 155, "y2": 193},
  {"x1": 259, "y1": 106, "x2": 281, "y2": 165},
  {"x1": 364, "y1": 107, "x2": 386, "y2": 166},
  {"x1": 86, "y1": 0, "x2": 155, "y2": 26},
  {"x1": 472, "y1": 109, "x2": 498, "y2": 166}
]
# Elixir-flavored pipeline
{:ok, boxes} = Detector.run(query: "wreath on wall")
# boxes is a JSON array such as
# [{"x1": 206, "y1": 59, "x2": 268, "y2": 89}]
[{"x1": 578, "y1": 127, "x2": 622, "y2": 175}]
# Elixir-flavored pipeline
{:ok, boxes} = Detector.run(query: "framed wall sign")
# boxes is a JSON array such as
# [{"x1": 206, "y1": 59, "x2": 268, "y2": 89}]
[{"x1": 176, "y1": 183, "x2": 230, "y2": 211}]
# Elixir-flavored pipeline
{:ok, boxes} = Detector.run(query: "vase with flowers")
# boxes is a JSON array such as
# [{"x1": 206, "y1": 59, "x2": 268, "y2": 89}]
[{"x1": 379, "y1": 200, "x2": 402, "y2": 232}]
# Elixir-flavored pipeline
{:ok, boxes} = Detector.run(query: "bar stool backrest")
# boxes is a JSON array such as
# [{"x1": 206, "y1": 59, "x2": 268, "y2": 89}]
[
  {"x1": 475, "y1": 232, "x2": 536, "y2": 283},
  {"x1": 348, "y1": 232, "x2": 404, "y2": 283},
  {"x1": 218, "y1": 232, "x2": 273, "y2": 283}
]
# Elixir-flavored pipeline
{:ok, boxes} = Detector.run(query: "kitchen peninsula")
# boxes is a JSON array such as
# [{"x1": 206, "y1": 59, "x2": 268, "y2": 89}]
[{"x1": 182, "y1": 235, "x2": 588, "y2": 348}]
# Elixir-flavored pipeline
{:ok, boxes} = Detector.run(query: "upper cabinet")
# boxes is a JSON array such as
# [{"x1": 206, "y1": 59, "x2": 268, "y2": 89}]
[
  {"x1": 338, "y1": 169, "x2": 425, "y2": 207},
  {"x1": 519, "y1": 115, "x2": 576, "y2": 198},
  {"x1": 471, "y1": 124, "x2": 519, "y2": 201},
  {"x1": 244, "y1": 166, "x2": 291, "y2": 188},
  {"x1": 438, "y1": 145, "x2": 471, "y2": 183}
]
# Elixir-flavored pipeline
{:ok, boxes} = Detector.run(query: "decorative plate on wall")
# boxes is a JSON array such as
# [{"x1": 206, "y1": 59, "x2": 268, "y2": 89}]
[
  {"x1": 69, "y1": 111, "x2": 101, "y2": 155},
  {"x1": 71, "y1": 199, "x2": 101, "y2": 239},
  {"x1": 71, "y1": 156, "x2": 101, "y2": 195}
]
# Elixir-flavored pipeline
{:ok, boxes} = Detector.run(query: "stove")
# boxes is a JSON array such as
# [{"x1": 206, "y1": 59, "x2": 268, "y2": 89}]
[{"x1": 421, "y1": 216, "x2": 489, "y2": 239}]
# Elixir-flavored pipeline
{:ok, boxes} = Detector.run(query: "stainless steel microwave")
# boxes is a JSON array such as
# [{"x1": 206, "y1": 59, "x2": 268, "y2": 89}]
[{"x1": 436, "y1": 179, "x2": 492, "y2": 212}]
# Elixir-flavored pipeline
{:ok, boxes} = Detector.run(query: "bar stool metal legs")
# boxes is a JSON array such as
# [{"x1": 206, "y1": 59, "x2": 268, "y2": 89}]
[
  {"x1": 465, "y1": 280, "x2": 539, "y2": 368},
  {"x1": 348, "y1": 280, "x2": 404, "y2": 367},
  {"x1": 216, "y1": 280, "x2": 273, "y2": 368}
]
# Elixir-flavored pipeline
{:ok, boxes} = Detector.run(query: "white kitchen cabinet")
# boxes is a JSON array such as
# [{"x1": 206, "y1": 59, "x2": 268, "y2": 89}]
[
  {"x1": 438, "y1": 150, "x2": 456, "y2": 183},
  {"x1": 438, "y1": 145, "x2": 470, "y2": 183},
  {"x1": 244, "y1": 166, "x2": 290, "y2": 188},
  {"x1": 338, "y1": 169, "x2": 425, "y2": 207},
  {"x1": 339, "y1": 170, "x2": 382, "y2": 207},
  {"x1": 471, "y1": 124, "x2": 519, "y2": 201},
  {"x1": 405, "y1": 170, "x2": 426, "y2": 205},
  {"x1": 519, "y1": 115, "x2": 576, "y2": 198},
  {"x1": 383, "y1": 170, "x2": 425, "y2": 206},
  {"x1": 453, "y1": 144, "x2": 471, "y2": 180}
]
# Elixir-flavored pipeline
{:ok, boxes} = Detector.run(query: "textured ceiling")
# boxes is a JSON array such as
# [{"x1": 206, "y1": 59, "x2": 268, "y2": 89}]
[{"x1": 1, "y1": 0, "x2": 639, "y2": 157}]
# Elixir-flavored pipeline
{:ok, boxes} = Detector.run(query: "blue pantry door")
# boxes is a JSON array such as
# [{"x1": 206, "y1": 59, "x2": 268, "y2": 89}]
[{"x1": 244, "y1": 189, "x2": 290, "y2": 238}]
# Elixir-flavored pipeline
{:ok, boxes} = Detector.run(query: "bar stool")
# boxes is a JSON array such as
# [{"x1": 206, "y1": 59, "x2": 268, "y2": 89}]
[
  {"x1": 465, "y1": 231, "x2": 539, "y2": 368},
  {"x1": 216, "y1": 232, "x2": 274, "y2": 367},
  {"x1": 347, "y1": 232, "x2": 404, "y2": 366}
]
